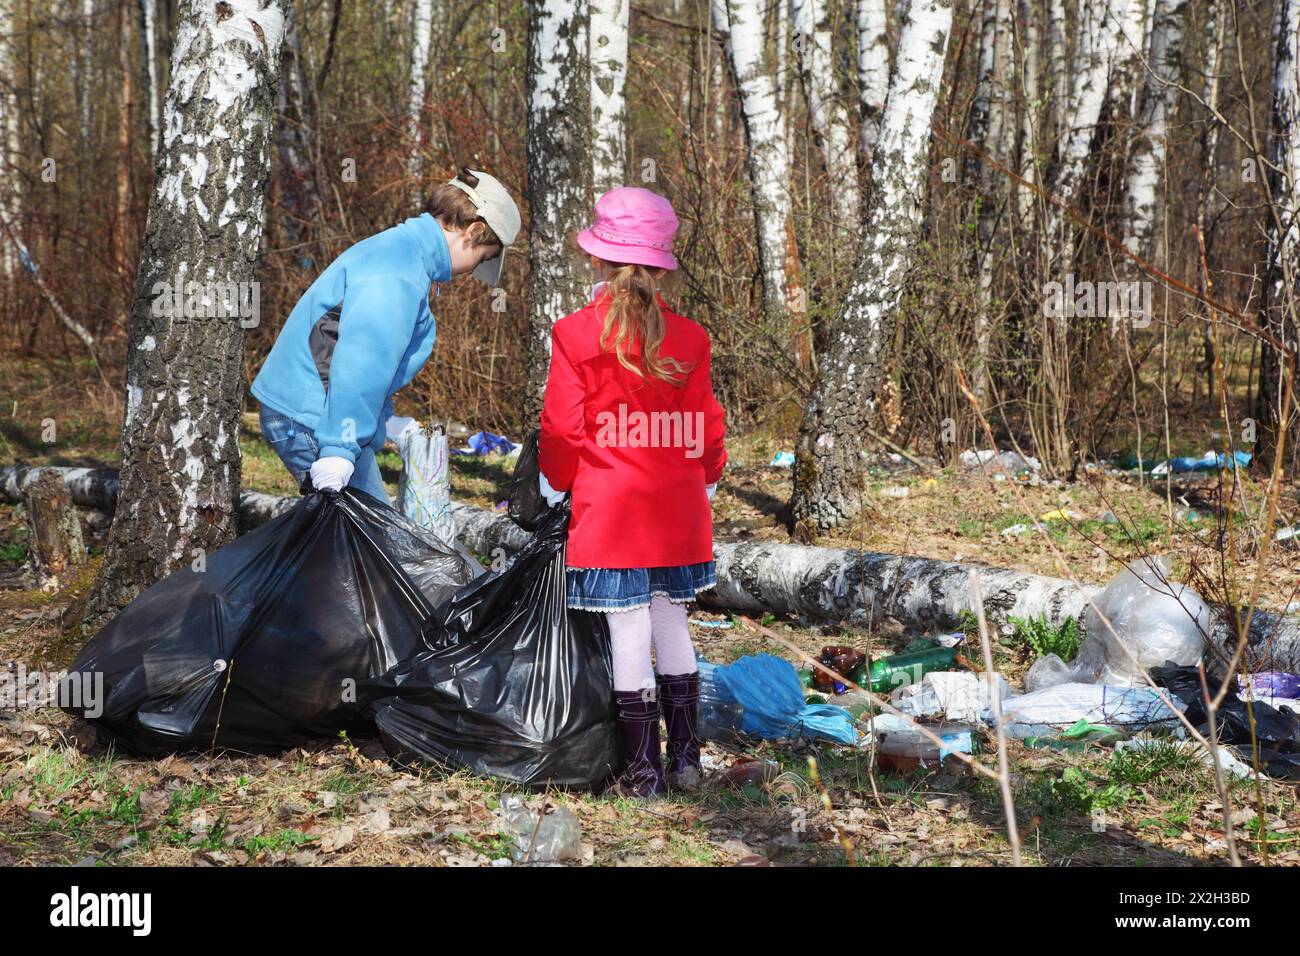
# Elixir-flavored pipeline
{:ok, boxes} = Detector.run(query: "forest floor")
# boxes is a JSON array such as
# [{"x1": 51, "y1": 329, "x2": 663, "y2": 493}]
[{"x1": 2, "y1": 356, "x2": 1299, "y2": 866}]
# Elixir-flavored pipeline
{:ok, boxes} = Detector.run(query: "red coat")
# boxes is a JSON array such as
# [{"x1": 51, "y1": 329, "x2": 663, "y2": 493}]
[{"x1": 539, "y1": 293, "x2": 726, "y2": 568}]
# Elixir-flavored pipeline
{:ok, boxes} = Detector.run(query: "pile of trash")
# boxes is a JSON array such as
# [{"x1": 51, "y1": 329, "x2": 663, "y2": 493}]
[{"x1": 695, "y1": 556, "x2": 1300, "y2": 781}]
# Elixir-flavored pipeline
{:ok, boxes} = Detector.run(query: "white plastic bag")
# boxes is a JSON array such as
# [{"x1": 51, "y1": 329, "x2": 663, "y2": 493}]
[
  {"x1": 992, "y1": 683, "x2": 1185, "y2": 739},
  {"x1": 397, "y1": 425, "x2": 456, "y2": 547},
  {"x1": 1025, "y1": 557, "x2": 1209, "y2": 690},
  {"x1": 892, "y1": 671, "x2": 1011, "y2": 723}
]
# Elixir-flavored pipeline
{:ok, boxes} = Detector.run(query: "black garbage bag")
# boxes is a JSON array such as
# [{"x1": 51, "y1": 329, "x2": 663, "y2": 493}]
[
  {"x1": 506, "y1": 428, "x2": 548, "y2": 532},
  {"x1": 367, "y1": 499, "x2": 619, "y2": 789},
  {"x1": 61, "y1": 489, "x2": 480, "y2": 756},
  {"x1": 1153, "y1": 664, "x2": 1300, "y2": 779}
]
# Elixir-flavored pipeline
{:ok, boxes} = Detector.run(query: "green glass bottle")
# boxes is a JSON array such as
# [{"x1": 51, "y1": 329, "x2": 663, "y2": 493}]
[{"x1": 867, "y1": 646, "x2": 960, "y2": 694}]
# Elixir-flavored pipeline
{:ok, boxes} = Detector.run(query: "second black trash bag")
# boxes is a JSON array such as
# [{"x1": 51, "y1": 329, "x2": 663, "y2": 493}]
[
  {"x1": 367, "y1": 501, "x2": 620, "y2": 789},
  {"x1": 61, "y1": 489, "x2": 480, "y2": 756}
]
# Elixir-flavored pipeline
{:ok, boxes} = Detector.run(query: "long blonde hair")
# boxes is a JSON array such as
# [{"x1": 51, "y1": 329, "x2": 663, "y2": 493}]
[{"x1": 597, "y1": 260, "x2": 692, "y2": 386}]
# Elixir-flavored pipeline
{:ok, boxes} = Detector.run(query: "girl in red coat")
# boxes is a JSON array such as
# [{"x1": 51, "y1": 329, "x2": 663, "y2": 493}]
[{"x1": 538, "y1": 187, "x2": 726, "y2": 798}]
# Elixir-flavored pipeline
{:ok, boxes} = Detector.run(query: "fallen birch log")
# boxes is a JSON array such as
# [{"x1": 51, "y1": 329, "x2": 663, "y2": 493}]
[{"x1": 3, "y1": 464, "x2": 1297, "y2": 672}]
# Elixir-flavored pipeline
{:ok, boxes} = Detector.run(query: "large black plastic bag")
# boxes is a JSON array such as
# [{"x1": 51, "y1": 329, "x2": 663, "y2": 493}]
[
  {"x1": 367, "y1": 499, "x2": 619, "y2": 789},
  {"x1": 62, "y1": 489, "x2": 480, "y2": 756}
]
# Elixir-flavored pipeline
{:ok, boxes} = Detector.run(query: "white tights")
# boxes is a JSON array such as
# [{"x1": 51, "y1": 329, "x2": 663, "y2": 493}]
[{"x1": 606, "y1": 595, "x2": 698, "y2": 693}]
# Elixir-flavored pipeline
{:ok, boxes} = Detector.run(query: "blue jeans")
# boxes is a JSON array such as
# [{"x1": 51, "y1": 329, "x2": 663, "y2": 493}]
[{"x1": 258, "y1": 405, "x2": 389, "y2": 503}]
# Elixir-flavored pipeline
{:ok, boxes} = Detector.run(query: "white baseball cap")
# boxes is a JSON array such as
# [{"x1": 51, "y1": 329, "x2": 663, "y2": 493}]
[{"x1": 446, "y1": 170, "x2": 522, "y2": 287}]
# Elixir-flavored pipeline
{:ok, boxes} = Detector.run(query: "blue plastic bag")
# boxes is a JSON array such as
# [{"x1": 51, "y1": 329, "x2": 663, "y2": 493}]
[
  {"x1": 453, "y1": 430, "x2": 519, "y2": 456},
  {"x1": 700, "y1": 654, "x2": 857, "y2": 745}
]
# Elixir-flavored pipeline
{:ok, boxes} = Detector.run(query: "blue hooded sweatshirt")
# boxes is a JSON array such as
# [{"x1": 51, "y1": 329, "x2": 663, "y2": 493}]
[{"x1": 251, "y1": 214, "x2": 451, "y2": 463}]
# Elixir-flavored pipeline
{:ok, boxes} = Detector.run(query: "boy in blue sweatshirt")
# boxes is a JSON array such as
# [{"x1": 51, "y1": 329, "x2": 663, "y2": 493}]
[{"x1": 252, "y1": 169, "x2": 521, "y2": 501}]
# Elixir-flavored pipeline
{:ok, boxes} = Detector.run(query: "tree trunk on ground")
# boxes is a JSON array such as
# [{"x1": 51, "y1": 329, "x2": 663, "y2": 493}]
[
  {"x1": 791, "y1": 0, "x2": 860, "y2": 227},
  {"x1": 14, "y1": 464, "x2": 1300, "y2": 673},
  {"x1": 24, "y1": 471, "x2": 86, "y2": 591},
  {"x1": 590, "y1": 0, "x2": 628, "y2": 194},
  {"x1": 1121, "y1": 0, "x2": 1188, "y2": 266},
  {"x1": 716, "y1": 0, "x2": 802, "y2": 355},
  {"x1": 1255, "y1": 0, "x2": 1300, "y2": 474},
  {"x1": 524, "y1": 0, "x2": 592, "y2": 422},
  {"x1": 81, "y1": 0, "x2": 287, "y2": 631},
  {"x1": 791, "y1": 0, "x2": 954, "y2": 534},
  {"x1": 855, "y1": 0, "x2": 889, "y2": 176}
]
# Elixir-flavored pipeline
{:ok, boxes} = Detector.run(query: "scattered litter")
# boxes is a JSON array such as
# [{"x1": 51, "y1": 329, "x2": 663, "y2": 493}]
[
  {"x1": 813, "y1": 645, "x2": 865, "y2": 693},
  {"x1": 881, "y1": 486, "x2": 910, "y2": 498},
  {"x1": 1100, "y1": 510, "x2": 1119, "y2": 524},
  {"x1": 1240, "y1": 671, "x2": 1300, "y2": 700},
  {"x1": 452, "y1": 430, "x2": 520, "y2": 456},
  {"x1": 959, "y1": 449, "x2": 1042, "y2": 474},
  {"x1": 866, "y1": 645, "x2": 963, "y2": 695},
  {"x1": 1039, "y1": 508, "x2": 1083, "y2": 522},
  {"x1": 1150, "y1": 450, "x2": 1251, "y2": 476},
  {"x1": 1155, "y1": 665, "x2": 1300, "y2": 779},
  {"x1": 722, "y1": 757, "x2": 781, "y2": 788},
  {"x1": 770, "y1": 451, "x2": 795, "y2": 467},
  {"x1": 698, "y1": 655, "x2": 858, "y2": 745},
  {"x1": 1024, "y1": 556, "x2": 1209, "y2": 691},
  {"x1": 1277, "y1": 526, "x2": 1300, "y2": 550},
  {"x1": 691, "y1": 618, "x2": 734, "y2": 630},
  {"x1": 892, "y1": 671, "x2": 1011, "y2": 723},
  {"x1": 990, "y1": 683, "x2": 1185, "y2": 739},
  {"x1": 1000, "y1": 523, "x2": 1042, "y2": 537},
  {"x1": 397, "y1": 426, "x2": 457, "y2": 547},
  {"x1": 863, "y1": 713, "x2": 974, "y2": 766},
  {"x1": 495, "y1": 795, "x2": 583, "y2": 864}
]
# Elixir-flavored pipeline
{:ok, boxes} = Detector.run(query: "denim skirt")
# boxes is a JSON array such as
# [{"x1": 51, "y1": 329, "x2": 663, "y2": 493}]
[{"x1": 566, "y1": 561, "x2": 717, "y2": 612}]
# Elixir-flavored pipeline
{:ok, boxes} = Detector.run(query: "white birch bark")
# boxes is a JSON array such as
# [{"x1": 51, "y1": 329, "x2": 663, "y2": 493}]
[
  {"x1": 406, "y1": 0, "x2": 434, "y2": 208},
  {"x1": 0, "y1": 0, "x2": 17, "y2": 279},
  {"x1": 1016, "y1": 0, "x2": 1041, "y2": 225},
  {"x1": 524, "y1": 0, "x2": 592, "y2": 417},
  {"x1": 967, "y1": 0, "x2": 1013, "y2": 402},
  {"x1": 719, "y1": 0, "x2": 797, "y2": 322},
  {"x1": 590, "y1": 0, "x2": 629, "y2": 194},
  {"x1": 1121, "y1": 0, "x2": 1188, "y2": 263},
  {"x1": 1105, "y1": 0, "x2": 1149, "y2": 119},
  {"x1": 792, "y1": 0, "x2": 954, "y2": 531},
  {"x1": 856, "y1": 0, "x2": 889, "y2": 170},
  {"x1": 79, "y1": 0, "x2": 95, "y2": 143},
  {"x1": 1045, "y1": 0, "x2": 1124, "y2": 268},
  {"x1": 139, "y1": 0, "x2": 162, "y2": 158},
  {"x1": 83, "y1": 0, "x2": 288, "y2": 626},
  {"x1": 1045, "y1": 0, "x2": 1068, "y2": 144},
  {"x1": 791, "y1": 0, "x2": 859, "y2": 224}
]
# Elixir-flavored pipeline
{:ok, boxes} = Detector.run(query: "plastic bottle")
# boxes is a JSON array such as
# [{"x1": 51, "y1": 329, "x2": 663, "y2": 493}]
[
  {"x1": 865, "y1": 646, "x2": 960, "y2": 695},
  {"x1": 697, "y1": 661, "x2": 745, "y2": 742}
]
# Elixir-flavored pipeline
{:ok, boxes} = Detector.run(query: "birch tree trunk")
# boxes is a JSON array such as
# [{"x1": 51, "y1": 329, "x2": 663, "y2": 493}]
[
  {"x1": 1104, "y1": 0, "x2": 1149, "y2": 121},
  {"x1": 1045, "y1": 0, "x2": 1123, "y2": 270},
  {"x1": 717, "y1": 0, "x2": 802, "y2": 354},
  {"x1": 138, "y1": 0, "x2": 161, "y2": 158},
  {"x1": 406, "y1": 0, "x2": 434, "y2": 208},
  {"x1": 277, "y1": 2, "x2": 320, "y2": 254},
  {"x1": 524, "y1": 0, "x2": 592, "y2": 421},
  {"x1": 791, "y1": 0, "x2": 860, "y2": 228},
  {"x1": 590, "y1": 0, "x2": 628, "y2": 194},
  {"x1": 1193, "y1": 0, "x2": 1225, "y2": 404},
  {"x1": 791, "y1": 0, "x2": 954, "y2": 533},
  {"x1": 76, "y1": 0, "x2": 96, "y2": 144},
  {"x1": 1121, "y1": 0, "x2": 1188, "y2": 265},
  {"x1": 0, "y1": 0, "x2": 17, "y2": 281},
  {"x1": 1044, "y1": 0, "x2": 1069, "y2": 147},
  {"x1": 1015, "y1": 0, "x2": 1041, "y2": 226},
  {"x1": 1255, "y1": 0, "x2": 1300, "y2": 473},
  {"x1": 856, "y1": 0, "x2": 889, "y2": 173},
  {"x1": 966, "y1": 0, "x2": 1013, "y2": 403},
  {"x1": 82, "y1": 0, "x2": 287, "y2": 629}
]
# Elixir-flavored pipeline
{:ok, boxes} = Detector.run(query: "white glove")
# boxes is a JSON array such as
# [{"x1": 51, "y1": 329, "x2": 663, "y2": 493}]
[
  {"x1": 705, "y1": 482, "x2": 717, "y2": 501},
  {"x1": 538, "y1": 471, "x2": 567, "y2": 507},
  {"x1": 386, "y1": 416, "x2": 419, "y2": 446},
  {"x1": 310, "y1": 456, "x2": 354, "y2": 492}
]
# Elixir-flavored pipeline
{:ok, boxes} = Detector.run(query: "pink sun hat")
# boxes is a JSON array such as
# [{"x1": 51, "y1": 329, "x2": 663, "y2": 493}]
[{"x1": 576, "y1": 187, "x2": 679, "y2": 271}]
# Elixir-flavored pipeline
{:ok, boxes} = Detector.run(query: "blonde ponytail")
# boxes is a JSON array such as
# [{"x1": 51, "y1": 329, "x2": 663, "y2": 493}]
[{"x1": 598, "y1": 262, "x2": 692, "y2": 386}]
